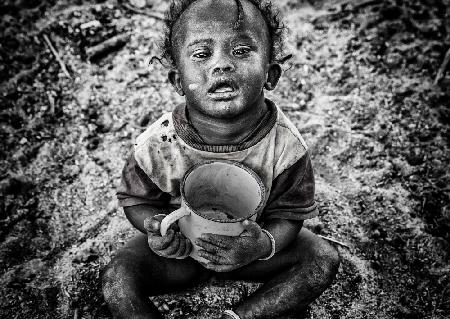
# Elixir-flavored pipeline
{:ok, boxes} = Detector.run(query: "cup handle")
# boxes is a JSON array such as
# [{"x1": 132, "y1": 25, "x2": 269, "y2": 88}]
[{"x1": 160, "y1": 207, "x2": 191, "y2": 236}]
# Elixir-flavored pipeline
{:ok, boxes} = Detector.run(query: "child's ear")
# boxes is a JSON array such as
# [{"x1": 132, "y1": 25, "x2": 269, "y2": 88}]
[
  {"x1": 168, "y1": 69, "x2": 185, "y2": 96},
  {"x1": 264, "y1": 63, "x2": 282, "y2": 91}
]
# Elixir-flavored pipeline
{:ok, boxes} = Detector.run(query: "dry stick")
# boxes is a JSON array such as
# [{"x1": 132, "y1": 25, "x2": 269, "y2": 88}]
[
  {"x1": 317, "y1": 234, "x2": 350, "y2": 248},
  {"x1": 121, "y1": 2, "x2": 166, "y2": 21},
  {"x1": 350, "y1": 0, "x2": 381, "y2": 11},
  {"x1": 42, "y1": 34, "x2": 72, "y2": 79},
  {"x1": 335, "y1": 0, "x2": 381, "y2": 12},
  {"x1": 312, "y1": 0, "x2": 380, "y2": 24},
  {"x1": 86, "y1": 33, "x2": 131, "y2": 61},
  {"x1": 46, "y1": 91, "x2": 55, "y2": 114},
  {"x1": 434, "y1": 48, "x2": 450, "y2": 85}
]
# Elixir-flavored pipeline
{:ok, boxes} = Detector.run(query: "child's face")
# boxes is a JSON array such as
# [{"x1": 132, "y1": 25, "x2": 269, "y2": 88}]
[{"x1": 169, "y1": 0, "x2": 281, "y2": 119}]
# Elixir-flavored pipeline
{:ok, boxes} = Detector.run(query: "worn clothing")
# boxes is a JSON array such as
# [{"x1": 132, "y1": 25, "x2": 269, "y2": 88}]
[{"x1": 117, "y1": 99, "x2": 318, "y2": 222}]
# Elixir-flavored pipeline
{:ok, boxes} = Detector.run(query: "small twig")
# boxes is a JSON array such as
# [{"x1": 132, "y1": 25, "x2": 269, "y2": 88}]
[
  {"x1": 313, "y1": 0, "x2": 380, "y2": 25},
  {"x1": 351, "y1": 0, "x2": 380, "y2": 11},
  {"x1": 73, "y1": 308, "x2": 80, "y2": 319},
  {"x1": 46, "y1": 91, "x2": 55, "y2": 114},
  {"x1": 434, "y1": 48, "x2": 450, "y2": 85},
  {"x1": 421, "y1": 197, "x2": 427, "y2": 214},
  {"x1": 80, "y1": 20, "x2": 101, "y2": 30},
  {"x1": 86, "y1": 33, "x2": 131, "y2": 61},
  {"x1": 42, "y1": 34, "x2": 72, "y2": 79},
  {"x1": 318, "y1": 234, "x2": 350, "y2": 248},
  {"x1": 312, "y1": 11, "x2": 347, "y2": 25},
  {"x1": 121, "y1": 2, "x2": 166, "y2": 21},
  {"x1": 113, "y1": 122, "x2": 128, "y2": 132}
]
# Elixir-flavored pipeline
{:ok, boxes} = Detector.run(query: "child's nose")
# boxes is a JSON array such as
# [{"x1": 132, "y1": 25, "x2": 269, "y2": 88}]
[{"x1": 211, "y1": 53, "x2": 235, "y2": 74}]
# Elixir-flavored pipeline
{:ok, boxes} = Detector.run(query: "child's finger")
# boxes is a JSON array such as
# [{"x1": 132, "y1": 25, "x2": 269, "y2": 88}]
[
  {"x1": 149, "y1": 229, "x2": 175, "y2": 250},
  {"x1": 158, "y1": 232, "x2": 181, "y2": 256},
  {"x1": 176, "y1": 237, "x2": 193, "y2": 259},
  {"x1": 173, "y1": 233, "x2": 186, "y2": 257},
  {"x1": 184, "y1": 238, "x2": 193, "y2": 258},
  {"x1": 241, "y1": 219, "x2": 261, "y2": 238},
  {"x1": 200, "y1": 261, "x2": 216, "y2": 271},
  {"x1": 198, "y1": 249, "x2": 230, "y2": 265},
  {"x1": 144, "y1": 215, "x2": 167, "y2": 233},
  {"x1": 201, "y1": 261, "x2": 234, "y2": 273},
  {"x1": 200, "y1": 234, "x2": 232, "y2": 249},
  {"x1": 196, "y1": 238, "x2": 225, "y2": 254},
  {"x1": 212, "y1": 263, "x2": 237, "y2": 272},
  {"x1": 144, "y1": 217, "x2": 159, "y2": 233},
  {"x1": 174, "y1": 233, "x2": 189, "y2": 258}
]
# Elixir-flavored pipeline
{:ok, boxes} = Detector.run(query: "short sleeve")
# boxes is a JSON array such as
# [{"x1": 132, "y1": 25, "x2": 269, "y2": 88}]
[
  {"x1": 116, "y1": 153, "x2": 171, "y2": 207},
  {"x1": 262, "y1": 151, "x2": 318, "y2": 221}
]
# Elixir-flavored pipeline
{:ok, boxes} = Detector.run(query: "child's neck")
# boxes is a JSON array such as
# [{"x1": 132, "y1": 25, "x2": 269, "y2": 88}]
[{"x1": 187, "y1": 97, "x2": 268, "y2": 145}]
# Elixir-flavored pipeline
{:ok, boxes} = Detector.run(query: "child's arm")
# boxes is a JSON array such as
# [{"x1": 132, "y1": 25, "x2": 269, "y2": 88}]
[
  {"x1": 118, "y1": 153, "x2": 192, "y2": 258},
  {"x1": 124, "y1": 204, "x2": 168, "y2": 233},
  {"x1": 261, "y1": 218, "x2": 303, "y2": 254}
]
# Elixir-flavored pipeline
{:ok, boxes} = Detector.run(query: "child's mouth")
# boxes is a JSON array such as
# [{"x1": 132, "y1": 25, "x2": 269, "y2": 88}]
[
  {"x1": 213, "y1": 86, "x2": 234, "y2": 93},
  {"x1": 207, "y1": 80, "x2": 238, "y2": 100}
]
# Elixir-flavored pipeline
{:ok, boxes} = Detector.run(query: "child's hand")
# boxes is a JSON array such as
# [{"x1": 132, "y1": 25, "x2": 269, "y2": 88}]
[
  {"x1": 195, "y1": 220, "x2": 270, "y2": 272},
  {"x1": 144, "y1": 215, "x2": 192, "y2": 259}
]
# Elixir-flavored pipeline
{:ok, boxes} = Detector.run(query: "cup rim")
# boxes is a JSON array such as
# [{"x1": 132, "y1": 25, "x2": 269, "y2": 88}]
[{"x1": 180, "y1": 160, "x2": 266, "y2": 223}]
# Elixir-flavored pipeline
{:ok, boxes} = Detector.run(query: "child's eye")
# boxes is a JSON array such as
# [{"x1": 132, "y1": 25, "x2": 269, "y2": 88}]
[
  {"x1": 192, "y1": 49, "x2": 210, "y2": 60},
  {"x1": 233, "y1": 46, "x2": 251, "y2": 56}
]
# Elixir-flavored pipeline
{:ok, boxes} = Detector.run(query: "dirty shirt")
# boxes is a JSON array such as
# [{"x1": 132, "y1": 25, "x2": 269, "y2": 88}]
[{"x1": 117, "y1": 99, "x2": 318, "y2": 221}]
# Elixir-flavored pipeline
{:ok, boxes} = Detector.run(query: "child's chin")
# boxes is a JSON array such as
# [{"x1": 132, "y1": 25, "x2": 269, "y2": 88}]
[
  {"x1": 209, "y1": 109, "x2": 244, "y2": 119},
  {"x1": 202, "y1": 101, "x2": 247, "y2": 119}
]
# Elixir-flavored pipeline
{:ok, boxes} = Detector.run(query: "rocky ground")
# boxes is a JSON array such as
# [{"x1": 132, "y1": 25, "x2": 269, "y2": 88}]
[{"x1": 0, "y1": 0, "x2": 449, "y2": 318}]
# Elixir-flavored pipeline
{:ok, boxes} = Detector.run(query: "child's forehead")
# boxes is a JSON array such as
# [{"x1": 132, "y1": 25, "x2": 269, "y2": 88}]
[
  {"x1": 185, "y1": 0, "x2": 262, "y2": 23},
  {"x1": 173, "y1": 0, "x2": 269, "y2": 46}
]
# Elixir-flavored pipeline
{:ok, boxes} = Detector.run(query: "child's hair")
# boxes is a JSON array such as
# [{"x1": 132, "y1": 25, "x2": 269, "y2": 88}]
[{"x1": 162, "y1": 0, "x2": 285, "y2": 67}]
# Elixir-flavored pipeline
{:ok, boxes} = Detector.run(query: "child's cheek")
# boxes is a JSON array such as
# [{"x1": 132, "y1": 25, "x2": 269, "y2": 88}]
[{"x1": 188, "y1": 83, "x2": 199, "y2": 91}]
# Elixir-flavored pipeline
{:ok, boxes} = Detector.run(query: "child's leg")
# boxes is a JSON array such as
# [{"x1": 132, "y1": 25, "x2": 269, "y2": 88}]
[
  {"x1": 102, "y1": 233, "x2": 211, "y2": 319},
  {"x1": 221, "y1": 228, "x2": 340, "y2": 319}
]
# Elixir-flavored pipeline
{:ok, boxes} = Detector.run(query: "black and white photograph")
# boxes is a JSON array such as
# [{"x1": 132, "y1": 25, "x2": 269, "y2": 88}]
[{"x1": 0, "y1": 0, "x2": 449, "y2": 318}]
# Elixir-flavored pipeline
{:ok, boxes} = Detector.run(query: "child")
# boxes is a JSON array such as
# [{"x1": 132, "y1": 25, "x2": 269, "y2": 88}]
[{"x1": 103, "y1": 0, "x2": 340, "y2": 318}]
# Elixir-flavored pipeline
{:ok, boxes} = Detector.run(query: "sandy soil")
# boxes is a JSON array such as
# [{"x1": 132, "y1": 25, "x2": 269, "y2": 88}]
[{"x1": 1, "y1": 0, "x2": 449, "y2": 318}]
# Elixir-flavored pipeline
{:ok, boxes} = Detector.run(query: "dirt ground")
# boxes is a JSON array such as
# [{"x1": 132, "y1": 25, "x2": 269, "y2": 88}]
[{"x1": 1, "y1": 0, "x2": 449, "y2": 318}]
